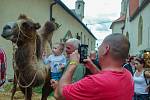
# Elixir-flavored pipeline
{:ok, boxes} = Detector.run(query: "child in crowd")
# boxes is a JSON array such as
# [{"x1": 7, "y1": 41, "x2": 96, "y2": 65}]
[{"x1": 42, "y1": 43, "x2": 66, "y2": 93}]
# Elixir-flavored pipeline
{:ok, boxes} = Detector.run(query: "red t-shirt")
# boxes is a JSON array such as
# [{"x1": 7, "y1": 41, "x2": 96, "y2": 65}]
[{"x1": 63, "y1": 68, "x2": 134, "y2": 100}]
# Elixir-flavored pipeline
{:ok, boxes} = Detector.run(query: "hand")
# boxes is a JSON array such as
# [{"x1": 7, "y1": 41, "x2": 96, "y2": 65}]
[
  {"x1": 51, "y1": 79, "x2": 58, "y2": 89},
  {"x1": 69, "y1": 50, "x2": 80, "y2": 64},
  {"x1": 145, "y1": 85, "x2": 150, "y2": 92},
  {"x1": 83, "y1": 56, "x2": 94, "y2": 69},
  {"x1": 42, "y1": 51, "x2": 47, "y2": 59},
  {"x1": 60, "y1": 64, "x2": 65, "y2": 69},
  {"x1": 83, "y1": 56, "x2": 92, "y2": 63}
]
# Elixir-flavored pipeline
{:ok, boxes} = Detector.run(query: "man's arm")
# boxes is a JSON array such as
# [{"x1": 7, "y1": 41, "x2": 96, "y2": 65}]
[
  {"x1": 56, "y1": 50, "x2": 79, "y2": 99},
  {"x1": 56, "y1": 64, "x2": 77, "y2": 99},
  {"x1": 84, "y1": 57, "x2": 100, "y2": 74}
]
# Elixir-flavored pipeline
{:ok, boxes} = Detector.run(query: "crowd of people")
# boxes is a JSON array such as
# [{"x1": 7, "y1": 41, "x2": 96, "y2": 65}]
[
  {"x1": 1, "y1": 33, "x2": 150, "y2": 100},
  {"x1": 123, "y1": 55, "x2": 150, "y2": 100}
]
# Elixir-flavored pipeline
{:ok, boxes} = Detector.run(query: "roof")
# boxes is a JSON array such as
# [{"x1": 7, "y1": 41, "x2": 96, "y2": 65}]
[
  {"x1": 54, "y1": 0, "x2": 97, "y2": 40},
  {"x1": 129, "y1": 0, "x2": 139, "y2": 17},
  {"x1": 129, "y1": 0, "x2": 150, "y2": 21},
  {"x1": 110, "y1": 15, "x2": 125, "y2": 29}
]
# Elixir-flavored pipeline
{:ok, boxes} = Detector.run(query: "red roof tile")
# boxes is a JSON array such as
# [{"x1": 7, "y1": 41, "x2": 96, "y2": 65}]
[
  {"x1": 129, "y1": 0, "x2": 139, "y2": 16},
  {"x1": 110, "y1": 15, "x2": 125, "y2": 29},
  {"x1": 113, "y1": 15, "x2": 125, "y2": 23}
]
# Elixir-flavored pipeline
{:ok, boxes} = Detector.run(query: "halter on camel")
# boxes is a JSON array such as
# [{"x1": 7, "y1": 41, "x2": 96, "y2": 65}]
[{"x1": 11, "y1": 20, "x2": 38, "y2": 98}]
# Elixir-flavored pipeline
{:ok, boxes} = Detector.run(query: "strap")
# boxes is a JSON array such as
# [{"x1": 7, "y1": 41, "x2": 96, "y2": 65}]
[
  {"x1": 143, "y1": 70, "x2": 150, "y2": 96},
  {"x1": 0, "y1": 80, "x2": 5, "y2": 87},
  {"x1": 144, "y1": 70, "x2": 148, "y2": 85}
]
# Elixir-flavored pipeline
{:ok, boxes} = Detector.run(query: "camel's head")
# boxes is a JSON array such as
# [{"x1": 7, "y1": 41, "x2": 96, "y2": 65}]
[
  {"x1": 1, "y1": 14, "x2": 41, "y2": 44},
  {"x1": 42, "y1": 21, "x2": 56, "y2": 35}
]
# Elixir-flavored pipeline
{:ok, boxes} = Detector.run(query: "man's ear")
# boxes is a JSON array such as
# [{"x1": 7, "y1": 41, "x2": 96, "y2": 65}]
[{"x1": 103, "y1": 44, "x2": 110, "y2": 55}]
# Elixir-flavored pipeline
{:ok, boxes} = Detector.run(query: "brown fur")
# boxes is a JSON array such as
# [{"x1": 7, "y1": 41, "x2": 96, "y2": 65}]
[{"x1": 18, "y1": 14, "x2": 28, "y2": 20}]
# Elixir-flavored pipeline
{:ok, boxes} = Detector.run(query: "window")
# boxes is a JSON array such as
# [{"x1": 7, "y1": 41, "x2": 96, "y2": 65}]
[
  {"x1": 91, "y1": 41, "x2": 93, "y2": 49},
  {"x1": 126, "y1": 32, "x2": 129, "y2": 40},
  {"x1": 88, "y1": 38, "x2": 89, "y2": 46},
  {"x1": 84, "y1": 35, "x2": 86, "y2": 44},
  {"x1": 76, "y1": 33, "x2": 80, "y2": 40},
  {"x1": 81, "y1": 32, "x2": 82, "y2": 43},
  {"x1": 138, "y1": 16, "x2": 143, "y2": 46},
  {"x1": 62, "y1": 30, "x2": 73, "y2": 42},
  {"x1": 78, "y1": 4, "x2": 81, "y2": 9}
]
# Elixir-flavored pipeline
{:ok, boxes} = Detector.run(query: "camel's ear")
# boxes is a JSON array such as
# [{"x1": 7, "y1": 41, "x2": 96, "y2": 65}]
[
  {"x1": 35, "y1": 23, "x2": 41, "y2": 29},
  {"x1": 18, "y1": 14, "x2": 28, "y2": 20}
]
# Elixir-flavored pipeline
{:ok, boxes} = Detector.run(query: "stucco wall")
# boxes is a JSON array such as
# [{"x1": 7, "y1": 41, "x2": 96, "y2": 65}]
[
  {"x1": 0, "y1": 0, "x2": 51, "y2": 79},
  {"x1": 112, "y1": 22, "x2": 124, "y2": 34}
]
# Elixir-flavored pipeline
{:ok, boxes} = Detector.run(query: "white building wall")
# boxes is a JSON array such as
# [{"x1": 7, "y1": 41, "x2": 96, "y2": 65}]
[
  {"x1": 112, "y1": 22, "x2": 124, "y2": 34},
  {"x1": 123, "y1": 2, "x2": 150, "y2": 55}
]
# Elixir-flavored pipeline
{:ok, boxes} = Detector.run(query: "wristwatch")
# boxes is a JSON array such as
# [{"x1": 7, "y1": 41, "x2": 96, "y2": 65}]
[{"x1": 69, "y1": 60, "x2": 78, "y2": 65}]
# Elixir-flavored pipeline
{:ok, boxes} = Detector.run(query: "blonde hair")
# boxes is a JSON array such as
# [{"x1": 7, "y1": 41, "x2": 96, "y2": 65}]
[{"x1": 53, "y1": 43, "x2": 65, "y2": 52}]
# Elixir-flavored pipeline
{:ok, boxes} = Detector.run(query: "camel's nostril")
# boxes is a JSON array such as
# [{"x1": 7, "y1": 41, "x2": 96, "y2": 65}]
[{"x1": 1, "y1": 25, "x2": 13, "y2": 38}]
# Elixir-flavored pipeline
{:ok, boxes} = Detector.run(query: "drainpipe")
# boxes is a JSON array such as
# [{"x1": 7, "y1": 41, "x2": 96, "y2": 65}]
[
  {"x1": 148, "y1": 27, "x2": 150, "y2": 49},
  {"x1": 50, "y1": 1, "x2": 57, "y2": 21}
]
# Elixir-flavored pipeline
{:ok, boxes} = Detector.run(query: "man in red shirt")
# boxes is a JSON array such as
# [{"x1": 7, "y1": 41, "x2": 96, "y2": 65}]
[{"x1": 54, "y1": 33, "x2": 134, "y2": 100}]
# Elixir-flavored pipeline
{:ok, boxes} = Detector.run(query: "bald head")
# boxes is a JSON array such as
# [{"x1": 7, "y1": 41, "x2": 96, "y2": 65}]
[{"x1": 102, "y1": 33, "x2": 130, "y2": 61}]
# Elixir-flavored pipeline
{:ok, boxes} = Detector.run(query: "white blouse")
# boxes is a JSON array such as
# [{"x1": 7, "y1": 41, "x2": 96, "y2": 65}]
[{"x1": 133, "y1": 70, "x2": 149, "y2": 94}]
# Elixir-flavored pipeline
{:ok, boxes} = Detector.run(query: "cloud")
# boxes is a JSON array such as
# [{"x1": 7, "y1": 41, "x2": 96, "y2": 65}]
[
  {"x1": 95, "y1": 24, "x2": 109, "y2": 31},
  {"x1": 83, "y1": 16, "x2": 112, "y2": 25},
  {"x1": 84, "y1": 16, "x2": 112, "y2": 33}
]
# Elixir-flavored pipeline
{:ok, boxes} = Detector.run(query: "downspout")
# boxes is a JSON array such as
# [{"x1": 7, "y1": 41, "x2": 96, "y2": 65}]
[
  {"x1": 148, "y1": 27, "x2": 150, "y2": 49},
  {"x1": 50, "y1": 1, "x2": 57, "y2": 21},
  {"x1": 49, "y1": 1, "x2": 57, "y2": 48},
  {"x1": 121, "y1": 24, "x2": 125, "y2": 34}
]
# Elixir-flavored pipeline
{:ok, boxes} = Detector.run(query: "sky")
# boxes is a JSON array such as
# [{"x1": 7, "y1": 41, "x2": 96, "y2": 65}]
[{"x1": 61, "y1": 0, "x2": 122, "y2": 47}]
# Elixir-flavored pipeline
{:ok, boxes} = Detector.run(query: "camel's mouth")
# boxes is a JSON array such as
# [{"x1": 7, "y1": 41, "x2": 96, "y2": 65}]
[
  {"x1": 1, "y1": 22, "x2": 16, "y2": 41},
  {"x1": 1, "y1": 29, "x2": 14, "y2": 40}
]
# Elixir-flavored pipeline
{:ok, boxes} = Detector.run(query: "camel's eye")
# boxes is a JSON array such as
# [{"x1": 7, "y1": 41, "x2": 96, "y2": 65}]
[{"x1": 22, "y1": 22, "x2": 30, "y2": 29}]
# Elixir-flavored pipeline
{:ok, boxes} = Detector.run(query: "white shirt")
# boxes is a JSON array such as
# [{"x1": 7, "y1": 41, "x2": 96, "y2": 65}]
[
  {"x1": 43, "y1": 54, "x2": 66, "y2": 73},
  {"x1": 133, "y1": 70, "x2": 149, "y2": 94}
]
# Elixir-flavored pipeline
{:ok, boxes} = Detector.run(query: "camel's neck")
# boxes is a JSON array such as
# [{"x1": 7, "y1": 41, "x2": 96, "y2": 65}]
[
  {"x1": 15, "y1": 40, "x2": 38, "y2": 70},
  {"x1": 39, "y1": 33, "x2": 52, "y2": 55}
]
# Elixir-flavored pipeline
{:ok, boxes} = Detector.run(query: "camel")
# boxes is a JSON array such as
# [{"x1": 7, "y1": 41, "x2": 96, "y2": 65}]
[{"x1": 1, "y1": 14, "x2": 57, "y2": 100}]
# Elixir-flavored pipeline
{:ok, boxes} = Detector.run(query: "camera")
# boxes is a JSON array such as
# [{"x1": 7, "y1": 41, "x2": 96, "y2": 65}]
[{"x1": 78, "y1": 44, "x2": 88, "y2": 63}]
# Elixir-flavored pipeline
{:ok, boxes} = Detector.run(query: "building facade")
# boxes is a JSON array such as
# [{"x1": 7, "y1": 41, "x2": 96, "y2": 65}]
[
  {"x1": 0, "y1": 0, "x2": 96, "y2": 78},
  {"x1": 110, "y1": 0, "x2": 150, "y2": 67}
]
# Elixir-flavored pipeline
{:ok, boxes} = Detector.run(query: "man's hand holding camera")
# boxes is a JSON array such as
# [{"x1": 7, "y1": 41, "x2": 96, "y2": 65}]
[
  {"x1": 69, "y1": 50, "x2": 80, "y2": 66},
  {"x1": 84, "y1": 57, "x2": 100, "y2": 74}
]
